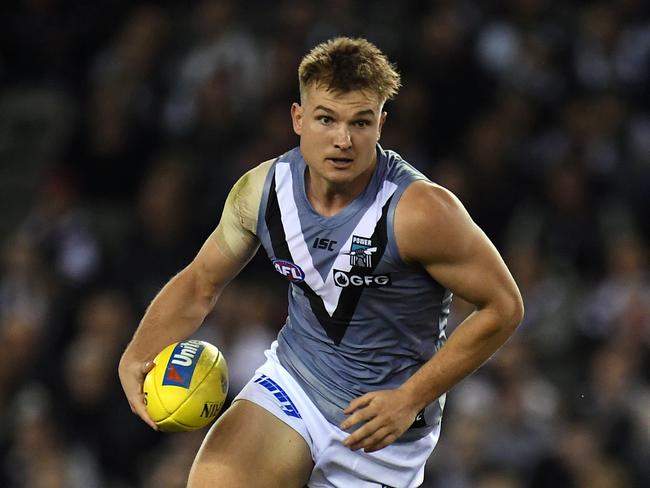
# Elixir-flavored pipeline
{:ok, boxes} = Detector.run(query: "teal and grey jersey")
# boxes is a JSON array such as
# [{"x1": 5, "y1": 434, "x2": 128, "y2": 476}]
[{"x1": 256, "y1": 146, "x2": 452, "y2": 442}]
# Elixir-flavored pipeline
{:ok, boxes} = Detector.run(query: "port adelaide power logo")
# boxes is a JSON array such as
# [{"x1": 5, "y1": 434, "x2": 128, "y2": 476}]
[
  {"x1": 334, "y1": 235, "x2": 391, "y2": 288},
  {"x1": 345, "y1": 236, "x2": 376, "y2": 267}
]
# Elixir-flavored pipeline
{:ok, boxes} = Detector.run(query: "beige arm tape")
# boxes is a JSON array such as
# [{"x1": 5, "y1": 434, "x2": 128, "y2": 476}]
[{"x1": 212, "y1": 159, "x2": 274, "y2": 263}]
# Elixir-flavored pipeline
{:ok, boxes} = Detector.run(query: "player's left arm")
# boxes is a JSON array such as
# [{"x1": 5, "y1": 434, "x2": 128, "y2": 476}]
[{"x1": 340, "y1": 180, "x2": 524, "y2": 452}]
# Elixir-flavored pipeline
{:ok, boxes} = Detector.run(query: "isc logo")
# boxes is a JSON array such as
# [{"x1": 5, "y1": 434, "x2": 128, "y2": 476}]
[
  {"x1": 272, "y1": 259, "x2": 305, "y2": 283},
  {"x1": 312, "y1": 237, "x2": 337, "y2": 251}
]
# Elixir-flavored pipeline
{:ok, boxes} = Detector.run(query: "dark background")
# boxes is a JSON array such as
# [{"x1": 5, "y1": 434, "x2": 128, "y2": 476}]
[{"x1": 0, "y1": 1, "x2": 649, "y2": 487}]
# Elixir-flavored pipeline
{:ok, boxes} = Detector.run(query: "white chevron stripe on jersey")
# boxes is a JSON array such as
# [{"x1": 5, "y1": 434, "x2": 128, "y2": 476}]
[
  {"x1": 275, "y1": 162, "x2": 323, "y2": 299},
  {"x1": 275, "y1": 161, "x2": 398, "y2": 316}
]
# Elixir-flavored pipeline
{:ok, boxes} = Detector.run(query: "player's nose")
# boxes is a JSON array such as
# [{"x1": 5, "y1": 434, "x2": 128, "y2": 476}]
[{"x1": 333, "y1": 126, "x2": 352, "y2": 150}]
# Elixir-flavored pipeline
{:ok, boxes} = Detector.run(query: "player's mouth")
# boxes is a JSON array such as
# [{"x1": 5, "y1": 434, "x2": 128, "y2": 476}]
[{"x1": 326, "y1": 157, "x2": 354, "y2": 167}]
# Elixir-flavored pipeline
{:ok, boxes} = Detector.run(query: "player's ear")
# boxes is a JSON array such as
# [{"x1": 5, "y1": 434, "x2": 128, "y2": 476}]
[
  {"x1": 291, "y1": 103, "x2": 303, "y2": 136},
  {"x1": 377, "y1": 111, "x2": 387, "y2": 141}
]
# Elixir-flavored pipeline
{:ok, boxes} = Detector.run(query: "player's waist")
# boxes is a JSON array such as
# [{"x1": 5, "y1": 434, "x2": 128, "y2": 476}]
[{"x1": 276, "y1": 334, "x2": 442, "y2": 442}]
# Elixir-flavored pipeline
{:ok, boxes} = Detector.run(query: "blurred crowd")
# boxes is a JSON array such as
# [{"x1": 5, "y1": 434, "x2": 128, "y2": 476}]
[{"x1": 0, "y1": 0, "x2": 649, "y2": 487}]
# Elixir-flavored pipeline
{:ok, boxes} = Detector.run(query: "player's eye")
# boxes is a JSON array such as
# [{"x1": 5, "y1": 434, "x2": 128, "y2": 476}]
[
  {"x1": 354, "y1": 120, "x2": 370, "y2": 128},
  {"x1": 318, "y1": 115, "x2": 333, "y2": 125}
]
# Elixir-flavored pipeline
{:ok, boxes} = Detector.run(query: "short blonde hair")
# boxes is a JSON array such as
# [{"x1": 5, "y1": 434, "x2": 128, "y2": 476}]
[{"x1": 298, "y1": 37, "x2": 401, "y2": 102}]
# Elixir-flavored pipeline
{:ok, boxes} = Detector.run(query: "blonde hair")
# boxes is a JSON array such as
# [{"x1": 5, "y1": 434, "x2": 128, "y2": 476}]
[{"x1": 298, "y1": 37, "x2": 401, "y2": 102}]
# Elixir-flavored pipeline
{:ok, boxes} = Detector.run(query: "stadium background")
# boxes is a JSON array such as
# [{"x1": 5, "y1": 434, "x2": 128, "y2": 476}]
[{"x1": 1, "y1": 1, "x2": 649, "y2": 486}]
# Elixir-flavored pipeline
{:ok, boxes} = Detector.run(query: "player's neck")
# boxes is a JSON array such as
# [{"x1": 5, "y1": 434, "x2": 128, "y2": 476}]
[{"x1": 305, "y1": 166, "x2": 375, "y2": 217}]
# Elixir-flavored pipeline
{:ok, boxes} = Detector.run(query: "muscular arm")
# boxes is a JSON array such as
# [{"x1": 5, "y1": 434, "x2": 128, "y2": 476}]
[
  {"x1": 119, "y1": 160, "x2": 272, "y2": 428},
  {"x1": 341, "y1": 180, "x2": 524, "y2": 450},
  {"x1": 395, "y1": 181, "x2": 523, "y2": 408}
]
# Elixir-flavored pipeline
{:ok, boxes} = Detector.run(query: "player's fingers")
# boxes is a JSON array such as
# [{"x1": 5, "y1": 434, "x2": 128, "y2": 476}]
[
  {"x1": 358, "y1": 427, "x2": 392, "y2": 452},
  {"x1": 340, "y1": 403, "x2": 377, "y2": 431},
  {"x1": 142, "y1": 360, "x2": 154, "y2": 374},
  {"x1": 121, "y1": 366, "x2": 158, "y2": 431},
  {"x1": 364, "y1": 432, "x2": 398, "y2": 453},
  {"x1": 127, "y1": 399, "x2": 137, "y2": 414},
  {"x1": 342, "y1": 416, "x2": 383, "y2": 449},
  {"x1": 342, "y1": 393, "x2": 373, "y2": 416},
  {"x1": 132, "y1": 393, "x2": 158, "y2": 431},
  {"x1": 122, "y1": 377, "x2": 141, "y2": 407}
]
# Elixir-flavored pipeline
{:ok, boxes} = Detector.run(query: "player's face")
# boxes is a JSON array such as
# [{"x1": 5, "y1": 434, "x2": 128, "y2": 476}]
[{"x1": 291, "y1": 84, "x2": 386, "y2": 194}]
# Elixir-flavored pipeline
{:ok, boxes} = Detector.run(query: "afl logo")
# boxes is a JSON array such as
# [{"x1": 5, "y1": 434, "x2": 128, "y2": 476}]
[{"x1": 272, "y1": 259, "x2": 305, "y2": 283}]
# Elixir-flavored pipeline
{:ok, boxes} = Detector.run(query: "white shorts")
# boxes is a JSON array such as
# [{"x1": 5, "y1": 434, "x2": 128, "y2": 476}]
[{"x1": 234, "y1": 342, "x2": 439, "y2": 488}]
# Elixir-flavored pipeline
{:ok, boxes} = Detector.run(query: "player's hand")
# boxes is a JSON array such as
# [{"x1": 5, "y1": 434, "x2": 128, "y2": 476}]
[
  {"x1": 118, "y1": 353, "x2": 158, "y2": 431},
  {"x1": 339, "y1": 388, "x2": 421, "y2": 452}
]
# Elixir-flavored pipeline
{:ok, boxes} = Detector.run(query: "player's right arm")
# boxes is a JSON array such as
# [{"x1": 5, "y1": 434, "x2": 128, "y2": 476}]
[{"x1": 118, "y1": 160, "x2": 272, "y2": 429}]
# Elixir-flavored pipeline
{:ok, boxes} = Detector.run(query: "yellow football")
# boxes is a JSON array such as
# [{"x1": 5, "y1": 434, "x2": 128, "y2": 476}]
[{"x1": 143, "y1": 340, "x2": 228, "y2": 432}]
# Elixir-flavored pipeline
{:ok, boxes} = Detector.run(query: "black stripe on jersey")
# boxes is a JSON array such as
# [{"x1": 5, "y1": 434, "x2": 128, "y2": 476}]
[
  {"x1": 325, "y1": 195, "x2": 392, "y2": 344},
  {"x1": 265, "y1": 173, "x2": 291, "y2": 259},
  {"x1": 265, "y1": 174, "x2": 393, "y2": 345}
]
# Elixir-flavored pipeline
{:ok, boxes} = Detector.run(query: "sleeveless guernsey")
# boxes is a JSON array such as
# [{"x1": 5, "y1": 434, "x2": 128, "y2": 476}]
[{"x1": 256, "y1": 145, "x2": 452, "y2": 442}]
